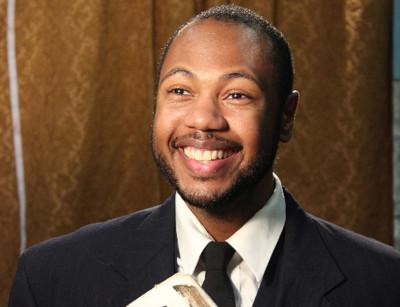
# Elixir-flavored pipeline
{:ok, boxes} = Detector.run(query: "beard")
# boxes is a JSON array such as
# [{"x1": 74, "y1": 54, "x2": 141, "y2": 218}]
[{"x1": 151, "y1": 131, "x2": 280, "y2": 211}]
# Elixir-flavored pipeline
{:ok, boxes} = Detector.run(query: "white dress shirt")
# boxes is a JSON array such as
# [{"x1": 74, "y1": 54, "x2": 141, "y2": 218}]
[{"x1": 175, "y1": 173, "x2": 286, "y2": 307}]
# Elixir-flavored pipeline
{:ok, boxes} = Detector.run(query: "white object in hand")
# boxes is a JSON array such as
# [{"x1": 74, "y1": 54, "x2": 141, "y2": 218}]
[{"x1": 126, "y1": 272, "x2": 217, "y2": 307}]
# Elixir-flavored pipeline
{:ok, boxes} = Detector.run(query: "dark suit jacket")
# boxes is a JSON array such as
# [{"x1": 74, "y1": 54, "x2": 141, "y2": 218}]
[{"x1": 9, "y1": 190, "x2": 400, "y2": 306}]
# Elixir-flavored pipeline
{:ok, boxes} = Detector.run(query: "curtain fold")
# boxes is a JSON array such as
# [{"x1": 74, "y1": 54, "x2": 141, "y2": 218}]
[
  {"x1": 0, "y1": 0, "x2": 392, "y2": 305},
  {"x1": 275, "y1": 0, "x2": 392, "y2": 241},
  {"x1": 0, "y1": 0, "x2": 20, "y2": 302}
]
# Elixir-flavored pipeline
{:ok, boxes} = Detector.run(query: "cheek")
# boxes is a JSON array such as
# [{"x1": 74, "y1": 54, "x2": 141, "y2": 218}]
[
  {"x1": 152, "y1": 107, "x2": 181, "y2": 148},
  {"x1": 232, "y1": 112, "x2": 271, "y2": 153},
  {"x1": 152, "y1": 111, "x2": 168, "y2": 145},
  {"x1": 241, "y1": 127, "x2": 264, "y2": 153}
]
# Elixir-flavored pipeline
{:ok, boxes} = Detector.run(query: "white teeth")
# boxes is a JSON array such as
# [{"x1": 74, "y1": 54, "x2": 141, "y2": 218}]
[
  {"x1": 183, "y1": 148, "x2": 231, "y2": 161},
  {"x1": 196, "y1": 150, "x2": 203, "y2": 161}
]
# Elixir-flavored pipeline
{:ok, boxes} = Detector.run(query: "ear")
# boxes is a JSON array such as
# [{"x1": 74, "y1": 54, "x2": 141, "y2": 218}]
[{"x1": 279, "y1": 90, "x2": 299, "y2": 142}]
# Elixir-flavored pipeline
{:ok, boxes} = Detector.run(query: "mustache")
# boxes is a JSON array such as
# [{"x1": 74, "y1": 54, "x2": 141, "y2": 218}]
[{"x1": 172, "y1": 131, "x2": 242, "y2": 150}]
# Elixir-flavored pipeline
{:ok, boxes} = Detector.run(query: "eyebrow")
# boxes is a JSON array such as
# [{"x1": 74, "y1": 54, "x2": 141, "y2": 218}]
[
  {"x1": 159, "y1": 67, "x2": 194, "y2": 84},
  {"x1": 220, "y1": 71, "x2": 261, "y2": 88},
  {"x1": 159, "y1": 67, "x2": 262, "y2": 89}
]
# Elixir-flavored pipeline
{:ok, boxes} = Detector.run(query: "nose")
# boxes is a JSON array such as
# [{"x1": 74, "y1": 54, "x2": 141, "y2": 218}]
[{"x1": 183, "y1": 95, "x2": 228, "y2": 131}]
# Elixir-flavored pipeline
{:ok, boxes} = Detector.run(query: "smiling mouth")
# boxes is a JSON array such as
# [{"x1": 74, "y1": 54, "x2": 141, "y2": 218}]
[{"x1": 183, "y1": 147, "x2": 233, "y2": 161}]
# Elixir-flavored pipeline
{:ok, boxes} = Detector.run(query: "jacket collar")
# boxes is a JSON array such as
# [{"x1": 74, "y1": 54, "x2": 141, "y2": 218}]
[
  {"x1": 89, "y1": 194, "x2": 177, "y2": 306},
  {"x1": 253, "y1": 189, "x2": 345, "y2": 306}
]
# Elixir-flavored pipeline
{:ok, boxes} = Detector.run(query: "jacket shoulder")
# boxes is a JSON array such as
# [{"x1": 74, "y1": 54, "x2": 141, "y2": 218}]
[
  {"x1": 284, "y1": 189, "x2": 400, "y2": 262},
  {"x1": 25, "y1": 204, "x2": 160, "y2": 258},
  {"x1": 310, "y1": 215, "x2": 400, "y2": 304},
  {"x1": 311, "y1": 214, "x2": 400, "y2": 261},
  {"x1": 20, "y1": 195, "x2": 176, "y2": 278},
  {"x1": 9, "y1": 199, "x2": 175, "y2": 307}
]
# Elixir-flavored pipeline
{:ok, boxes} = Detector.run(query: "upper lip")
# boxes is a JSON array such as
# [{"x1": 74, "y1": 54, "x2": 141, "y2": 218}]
[{"x1": 172, "y1": 133, "x2": 242, "y2": 152}]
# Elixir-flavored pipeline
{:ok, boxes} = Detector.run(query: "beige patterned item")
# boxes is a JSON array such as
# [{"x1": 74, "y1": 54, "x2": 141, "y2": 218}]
[{"x1": 126, "y1": 273, "x2": 217, "y2": 307}]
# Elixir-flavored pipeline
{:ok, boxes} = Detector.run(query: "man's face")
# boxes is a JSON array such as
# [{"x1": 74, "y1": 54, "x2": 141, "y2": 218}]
[{"x1": 152, "y1": 20, "x2": 281, "y2": 209}]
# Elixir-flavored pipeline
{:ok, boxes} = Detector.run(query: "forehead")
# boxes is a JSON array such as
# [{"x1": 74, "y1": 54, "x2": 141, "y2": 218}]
[{"x1": 160, "y1": 19, "x2": 272, "y2": 81}]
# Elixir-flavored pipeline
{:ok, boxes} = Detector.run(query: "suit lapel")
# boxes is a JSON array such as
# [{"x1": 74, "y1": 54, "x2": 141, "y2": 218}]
[
  {"x1": 253, "y1": 190, "x2": 345, "y2": 307},
  {"x1": 89, "y1": 195, "x2": 177, "y2": 306}
]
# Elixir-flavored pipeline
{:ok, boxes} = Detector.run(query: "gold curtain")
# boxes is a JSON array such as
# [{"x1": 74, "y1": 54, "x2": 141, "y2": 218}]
[{"x1": 0, "y1": 0, "x2": 392, "y2": 304}]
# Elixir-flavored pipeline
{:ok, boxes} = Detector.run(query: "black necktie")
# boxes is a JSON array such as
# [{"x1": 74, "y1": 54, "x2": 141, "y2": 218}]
[{"x1": 201, "y1": 241, "x2": 235, "y2": 307}]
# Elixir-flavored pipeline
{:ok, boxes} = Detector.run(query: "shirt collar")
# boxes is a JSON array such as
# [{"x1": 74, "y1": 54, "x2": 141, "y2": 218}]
[
  {"x1": 175, "y1": 192, "x2": 213, "y2": 275},
  {"x1": 175, "y1": 173, "x2": 286, "y2": 283},
  {"x1": 226, "y1": 174, "x2": 286, "y2": 283}
]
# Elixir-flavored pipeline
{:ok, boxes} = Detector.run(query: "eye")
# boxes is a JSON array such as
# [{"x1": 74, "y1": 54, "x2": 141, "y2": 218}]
[
  {"x1": 168, "y1": 87, "x2": 190, "y2": 96},
  {"x1": 226, "y1": 92, "x2": 251, "y2": 100},
  {"x1": 228, "y1": 92, "x2": 246, "y2": 99}
]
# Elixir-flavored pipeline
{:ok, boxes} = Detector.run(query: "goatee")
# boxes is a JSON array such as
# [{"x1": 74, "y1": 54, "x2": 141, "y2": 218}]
[{"x1": 151, "y1": 132, "x2": 279, "y2": 211}]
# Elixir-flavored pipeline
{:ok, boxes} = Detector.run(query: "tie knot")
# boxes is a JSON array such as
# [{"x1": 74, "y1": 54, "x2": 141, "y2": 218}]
[{"x1": 202, "y1": 241, "x2": 235, "y2": 271}]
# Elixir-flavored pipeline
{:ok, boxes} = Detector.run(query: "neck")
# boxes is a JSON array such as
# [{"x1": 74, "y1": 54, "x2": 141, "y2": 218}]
[{"x1": 188, "y1": 172, "x2": 275, "y2": 241}]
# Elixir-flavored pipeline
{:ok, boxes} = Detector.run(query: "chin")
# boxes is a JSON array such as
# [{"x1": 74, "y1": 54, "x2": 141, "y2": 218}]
[
  {"x1": 177, "y1": 185, "x2": 236, "y2": 210},
  {"x1": 176, "y1": 167, "x2": 265, "y2": 211}
]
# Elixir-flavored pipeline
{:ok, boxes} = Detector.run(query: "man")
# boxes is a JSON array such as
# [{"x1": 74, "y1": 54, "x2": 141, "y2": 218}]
[{"x1": 9, "y1": 4, "x2": 400, "y2": 307}]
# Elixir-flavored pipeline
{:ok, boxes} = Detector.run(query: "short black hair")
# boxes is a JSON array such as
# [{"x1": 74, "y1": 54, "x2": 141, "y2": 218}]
[{"x1": 156, "y1": 4, "x2": 294, "y2": 106}]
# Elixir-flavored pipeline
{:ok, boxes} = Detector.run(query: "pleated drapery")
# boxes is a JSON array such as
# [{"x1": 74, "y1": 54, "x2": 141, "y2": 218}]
[{"x1": 0, "y1": 0, "x2": 392, "y2": 304}]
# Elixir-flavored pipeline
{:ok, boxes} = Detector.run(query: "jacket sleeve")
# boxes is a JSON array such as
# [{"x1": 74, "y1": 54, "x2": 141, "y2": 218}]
[{"x1": 8, "y1": 253, "x2": 39, "y2": 307}]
